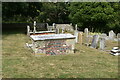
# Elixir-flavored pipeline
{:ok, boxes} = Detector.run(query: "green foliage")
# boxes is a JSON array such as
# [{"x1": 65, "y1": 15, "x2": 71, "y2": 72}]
[
  {"x1": 2, "y1": 2, "x2": 120, "y2": 33},
  {"x1": 68, "y1": 2, "x2": 120, "y2": 33}
]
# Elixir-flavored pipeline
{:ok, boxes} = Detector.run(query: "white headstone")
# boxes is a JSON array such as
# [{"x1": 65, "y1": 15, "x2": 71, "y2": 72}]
[
  {"x1": 74, "y1": 31, "x2": 78, "y2": 43},
  {"x1": 75, "y1": 24, "x2": 77, "y2": 31},
  {"x1": 84, "y1": 28, "x2": 88, "y2": 37},
  {"x1": 109, "y1": 30, "x2": 116, "y2": 40},
  {"x1": 91, "y1": 35, "x2": 99, "y2": 48},
  {"x1": 27, "y1": 25, "x2": 30, "y2": 36},
  {"x1": 34, "y1": 21, "x2": 36, "y2": 26}
]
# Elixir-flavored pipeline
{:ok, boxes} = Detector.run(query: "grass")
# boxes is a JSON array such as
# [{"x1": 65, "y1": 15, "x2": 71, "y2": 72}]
[{"x1": 2, "y1": 30, "x2": 118, "y2": 78}]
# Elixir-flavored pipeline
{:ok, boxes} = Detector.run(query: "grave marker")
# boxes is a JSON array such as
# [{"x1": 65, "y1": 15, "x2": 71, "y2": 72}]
[
  {"x1": 74, "y1": 31, "x2": 78, "y2": 43},
  {"x1": 118, "y1": 33, "x2": 120, "y2": 49},
  {"x1": 84, "y1": 28, "x2": 89, "y2": 46},
  {"x1": 78, "y1": 32, "x2": 83, "y2": 45},
  {"x1": 91, "y1": 35, "x2": 99, "y2": 48},
  {"x1": 99, "y1": 37, "x2": 105, "y2": 50},
  {"x1": 109, "y1": 30, "x2": 116, "y2": 40}
]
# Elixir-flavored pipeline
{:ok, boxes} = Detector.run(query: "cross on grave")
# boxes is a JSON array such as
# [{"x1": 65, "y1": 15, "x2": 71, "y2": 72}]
[{"x1": 91, "y1": 35, "x2": 99, "y2": 48}]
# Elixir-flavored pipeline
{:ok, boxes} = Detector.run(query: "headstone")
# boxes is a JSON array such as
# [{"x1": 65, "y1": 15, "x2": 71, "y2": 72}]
[
  {"x1": 75, "y1": 24, "x2": 77, "y2": 31},
  {"x1": 62, "y1": 29, "x2": 64, "y2": 33},
  {"x1": 109, "y1": 30, "x2": 116, "y2": 40},
  {"x1": 27, "y1": 25, "x2": 30, "y2": 36},
  {"x1": 53, "y1": 23, "x2": 56, "y2": 29},
  {"x1": 34, "y1": 21, "x2": 36, "y2": 26},
  {"x1": 74, "y1": 31, "x2": 78, "y2": 43},
  {"x1": 118, "y1": 33, "x2": 120, "y2": 49},
  {"x1": 91, "y1": 35, "x2": 99, "y2": 48},
  {"x1": 84, "y1": 28, "x2": 88, "y2": 37},
  {"x1": 99, "y1": 37, "x2": 105, "y2": 50},
  {"x1": 78, "y1": 32, "x2": 83, "y2": 45},
  {"x1": 84, "y1": 28, "x2": 89, "y2": 46},
  {"x1": 33, "y1": 21, "x2": 36, "y2": 33}
]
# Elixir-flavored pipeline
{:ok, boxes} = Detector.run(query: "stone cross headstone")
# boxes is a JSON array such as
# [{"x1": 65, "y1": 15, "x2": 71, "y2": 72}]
[
  {"x1": 99, "y1": 37, "x2": 105, "y2": 50},
  {"x1": 109, "y1": 30, "x2": 116, "y2": 40},
  {"x1": 74, "y1": 31, "x2": 78, "y2": 43},
  {"x1": 78, "y1": 32, "x2": 83, "y2": 45},
  {"x1": 91, "y1": 35, "x2": 99, "y2": 48}
]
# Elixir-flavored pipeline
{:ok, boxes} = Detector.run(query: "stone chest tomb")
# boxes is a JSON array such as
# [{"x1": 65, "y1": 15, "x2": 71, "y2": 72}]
[{"x1": 30, "y1": 34, "x2": 76, "y2": 56}]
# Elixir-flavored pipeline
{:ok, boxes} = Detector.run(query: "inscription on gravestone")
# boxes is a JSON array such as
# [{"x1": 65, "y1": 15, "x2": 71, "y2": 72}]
[{"x1": 91, "y1": 35, "x2": 99, "y2": 48}]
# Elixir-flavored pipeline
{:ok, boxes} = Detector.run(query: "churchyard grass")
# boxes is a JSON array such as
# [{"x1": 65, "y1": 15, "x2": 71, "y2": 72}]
[{"x1": 2, "y1": 30, "x2": 118, "y2": 78}]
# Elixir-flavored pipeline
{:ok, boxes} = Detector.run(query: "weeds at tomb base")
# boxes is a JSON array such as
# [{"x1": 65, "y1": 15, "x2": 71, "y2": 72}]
[{"x1": 2, "y1": 31, "x2": 118, "y2": 78}]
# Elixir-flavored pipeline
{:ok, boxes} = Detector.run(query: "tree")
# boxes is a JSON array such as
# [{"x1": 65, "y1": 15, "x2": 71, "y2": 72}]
[{"x1": 68, "y1": 2, "x2": 120, "y2": 33}]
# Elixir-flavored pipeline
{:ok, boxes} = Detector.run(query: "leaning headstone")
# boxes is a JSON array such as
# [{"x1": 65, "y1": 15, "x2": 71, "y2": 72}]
[
  {"x1": 109, "y1": 30, "x2": 116, "y2": 40},
  {"x1": 78, "y1": 32, "x2": 83, "y2": 45},
  {"x1": 91, "y1": 35, "x2": 99, "y2": 48},
  {"x1": 74, "y1": 31, "x2": 78, "y2": 43},
  {"x1": 99, "y1": 37, "x2": 105, "y2": 50}
]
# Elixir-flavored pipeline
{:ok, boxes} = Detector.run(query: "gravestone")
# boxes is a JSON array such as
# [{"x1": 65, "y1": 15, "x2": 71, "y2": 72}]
[
  {"x1": 78, "y1": 32, "x2": 83, "y2": 45},
  {"x1": 53, "y1": 23, "x2": 56, "y2": 29},
  {"x1": 84, "y1": 28, "x2": 88, "y2": 37},
  {"x1": 91, "y1": 35, "x2": 99, "y2": 48},
  {"x1": 84, "y1": 28, "x2": 89, "y2": 46},
  {"x1": 27, "y1": 25, "x2": 30, "y2": 36},
  {"x1": 75, "y1": 24, "x2": 78, "y2": 31},
  {"x1": 33, "y1": 21, "x2": 36, "y2": 33},
  {"x1": 55, "y1": 28, "x2": 59, "y2": 34},
  {"x1": 74, "y1": 31, "x2": 78, "y2": 43},
  {"x1": 62, "y1": 28, "x2": 64, "y2": 33},
  {"x1": 118, "y1": 33, "x2": 120, "y2": 49},
  {"x1": 99, "y1": 37, "x2": 105, "y2": 50},
  {"x1": 109, "y1": 30, "x2": 116, "y2": 40}
]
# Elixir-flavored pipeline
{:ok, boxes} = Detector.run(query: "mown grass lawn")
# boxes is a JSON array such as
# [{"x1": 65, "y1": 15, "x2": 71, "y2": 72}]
[{"x1": 2, "y1": 30, "x2": 118, "y2": 78}]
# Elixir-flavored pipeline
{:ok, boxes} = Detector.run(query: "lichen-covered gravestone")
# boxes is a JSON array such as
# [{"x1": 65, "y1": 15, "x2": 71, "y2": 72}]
[
  {"x1": 109, "y1": 30, "x2": 116, "y2": 40},
  {"x1": 99, "y1": 37, "x2": 105, "y2": 50},
  {"x1": 91, "y1": 35, "x2": 99, "y2": 48}
]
